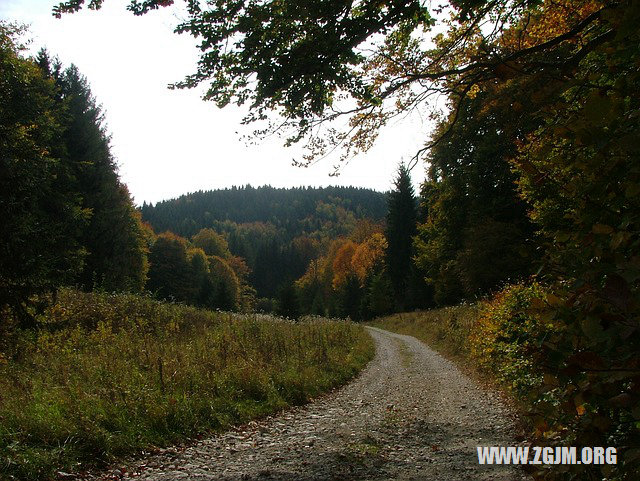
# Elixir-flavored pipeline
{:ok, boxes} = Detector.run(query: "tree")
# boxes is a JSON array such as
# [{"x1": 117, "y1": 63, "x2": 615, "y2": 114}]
[
  {"x1": 510, "y1": 14, "x2": 640, "y2": 474},
  {"x1": 275, "y1": 282, "x2": 300, "y2": 320},
  {"x1": 54, "y1": 0, "x2": 626, "y2": 171},
  {"x1": 385, "y1": 163, "x2": 419, "y2": 310},
  {"x1": 192, "y1": 228, "x2": 232, "y2": 258},
  {"x1": 413, "y1": 91, "x2": 537, "y2": 305},
  {"x1": 0, "y1": 24, "x2": 86, "y2": 326},
  {"x1": 53, "y1": 61, "x2": 148, "y2": 291},
  {"x1": 146, "y1": 233, "x2": 193, "y2": 302},
  {"x1": 351, "y1": 233, "x2": 386, "y2": 287},
  {"x1": 331, "y1": 240, "x2": 357, "y2": 290},
  {"x1": 53, "y1": 1, "x2": 640, "y2": 475}
]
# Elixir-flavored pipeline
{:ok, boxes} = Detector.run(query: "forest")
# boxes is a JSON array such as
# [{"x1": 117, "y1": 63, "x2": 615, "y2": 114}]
[{"x1": 2, "y1": 0, "x2": 640, "y2": 479}]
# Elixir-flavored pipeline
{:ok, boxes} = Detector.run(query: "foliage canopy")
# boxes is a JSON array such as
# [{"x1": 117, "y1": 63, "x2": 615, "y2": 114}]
[{"x1": 52, "y1": 0, "x2": 628, "y2": 169}]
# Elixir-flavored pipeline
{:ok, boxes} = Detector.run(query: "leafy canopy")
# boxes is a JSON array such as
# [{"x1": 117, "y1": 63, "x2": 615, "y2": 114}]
[{"x1": 51, "y1": 0, "x2": 623, "y2": 169}]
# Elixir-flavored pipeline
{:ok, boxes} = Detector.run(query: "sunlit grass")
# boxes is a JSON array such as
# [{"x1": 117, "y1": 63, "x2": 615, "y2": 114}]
[
  {"x1": 0, "y1": 289, "x2": 374, "y2": 480},
  {"x1": 369, "y1": 305, "x2": 478, "y2": 361}
]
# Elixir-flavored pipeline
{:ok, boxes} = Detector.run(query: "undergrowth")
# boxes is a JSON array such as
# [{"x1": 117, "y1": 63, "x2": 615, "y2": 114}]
[
  {"x1": 0, "y1": 288, "x2": 374, "y2": 480},
  {"x1": 371, "y1": 283, "x2": 637, "y2": 480},
  {"x1": 369, "y1": 303, "x2": 478, "y2": 363}
]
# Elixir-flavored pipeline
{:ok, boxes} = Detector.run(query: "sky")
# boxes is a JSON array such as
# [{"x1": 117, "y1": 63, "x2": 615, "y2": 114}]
[{"x1": 1, "y1": 0, "x2": 430, "y2": 205}]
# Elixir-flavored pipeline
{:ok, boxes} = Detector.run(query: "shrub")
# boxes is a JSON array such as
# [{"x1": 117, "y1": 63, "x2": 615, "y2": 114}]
[{"x1": 470, "y1": 283, "x2": 551, "y2": 398}]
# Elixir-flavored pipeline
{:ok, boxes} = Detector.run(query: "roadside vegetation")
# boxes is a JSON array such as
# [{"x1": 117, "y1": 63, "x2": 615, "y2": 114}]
[
  {"x1": 371, "y1": 283, "x2": 552, "y2": 395},
  {"x1": 369, "y1": 304, "x2": 478, "y2": 364},
  {"x1": 3, "y1": 0, "x2": 639, "y2": 478},
  {"x1": 0, "y1": 289, "x2": 374, "y2": 480},
  {"x1": 372, "y1": 284, "x2": 551, "y2": 402},
  {"x1": 373, "y1": 282, "x2": 636, "y2": 480}
]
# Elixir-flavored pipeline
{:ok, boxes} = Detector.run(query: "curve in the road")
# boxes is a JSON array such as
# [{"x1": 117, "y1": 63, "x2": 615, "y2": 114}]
[{"x1": 93, "y1": 326, "x2": 529, "y2": 480}]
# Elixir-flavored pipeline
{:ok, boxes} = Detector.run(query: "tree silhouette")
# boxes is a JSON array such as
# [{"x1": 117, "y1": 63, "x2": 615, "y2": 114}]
[{"x1": 385, "y1": 163, "x2": 417, "y2": 311}]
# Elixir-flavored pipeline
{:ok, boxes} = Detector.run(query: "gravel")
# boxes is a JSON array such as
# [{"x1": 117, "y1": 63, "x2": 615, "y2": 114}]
[{"x1": 80, "y1": 326, "x2": 529, "y2": 480}]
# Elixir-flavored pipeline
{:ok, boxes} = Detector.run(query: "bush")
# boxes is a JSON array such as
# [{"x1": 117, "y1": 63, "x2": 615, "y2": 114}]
[{"x1": 470, "y1": 283, "x2": 551, "y2": 397}]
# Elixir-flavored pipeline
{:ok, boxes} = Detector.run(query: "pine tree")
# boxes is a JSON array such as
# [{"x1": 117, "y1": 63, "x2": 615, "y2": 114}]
[
  {"x1": 0, "y1": 28, "x2": 86, "y2": 327},
  {"x1": 385, "y1": 163, "x2": 418, "y2": 311},
  {"x1": 50, "y1": 59, "x2": 148, "y2": 291}
]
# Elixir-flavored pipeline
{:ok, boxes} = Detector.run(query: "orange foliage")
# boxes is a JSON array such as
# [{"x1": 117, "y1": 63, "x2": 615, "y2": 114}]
[
  {"x1": 351, "y1": 233, "x2": 387, "y2": 286},
  {"x1": 332, "y1": 240, "x2": 357, "y2": 289},
  {"x1": 500, "y1": 0, "x2": 603, "y2": 51}
]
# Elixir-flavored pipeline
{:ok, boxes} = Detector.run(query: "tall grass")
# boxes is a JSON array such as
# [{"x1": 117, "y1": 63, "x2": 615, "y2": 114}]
[
  {"x1": 369, "y1": 304, "x2": 478, "y2": 361},
  {"x1": 370, "y1": 285, "x2": 549, "y2": 392},
  {"x1": 0, "y1": 289, "x2": 374, "y2": 480}
]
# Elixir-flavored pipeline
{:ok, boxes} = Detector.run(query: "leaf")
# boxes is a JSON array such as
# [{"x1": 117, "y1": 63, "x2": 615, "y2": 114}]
[
  {"x1": 567, "y1": 351, "x2": 605, "y2": 370},
  {"x1": 592, "y1": 415, "x2": 611, "y2": 432},
  {"x1": 592, "y1": 224, "x2": 614, "y2": 235},
  {"x1": 545, "y1": 293, "x2": 563, "y2": 307},
  {"x1": 584, "y1": 91, "x2": 613, "y2": 125},
  {"x1": 581, "y1": 317, "x2": 606, "y2": 341},
  {"x1": 603, "y1": 274, "x2": 632, "y2": 311},
  {"x1": 625, "y1": 182, "x2": 640, "y2": 198},
  {"x1": 608, "y1": 393, "x2": 633, "y2": 408},
  {"x1": 530, "y1": 297, "x2": 546, "y2": 310},
  {"x1": 543, "y1": 373, "x2": 559, "y2": 387},
  {"x1": 624, "y1": 448, "x2": 640, "y2": 464}
]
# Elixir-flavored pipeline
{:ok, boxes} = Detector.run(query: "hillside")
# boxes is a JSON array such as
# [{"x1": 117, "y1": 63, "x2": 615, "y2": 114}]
[
  {"x1": 140, "y1": 185, "x2": 387, "y2": 238},
  {"x1": 140, "y1": 186, "x2": 388, "y2": 299}
]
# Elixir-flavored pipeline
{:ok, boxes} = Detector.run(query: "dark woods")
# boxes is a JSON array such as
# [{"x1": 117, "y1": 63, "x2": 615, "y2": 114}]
[{"x1": 1, "y1": 32, "x2": 147, "y2": 331}]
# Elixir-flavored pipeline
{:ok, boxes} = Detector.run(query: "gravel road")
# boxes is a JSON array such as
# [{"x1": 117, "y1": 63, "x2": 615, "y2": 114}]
[{"x1": 94, "y1": 327, "x2": 529, "y2": 480}]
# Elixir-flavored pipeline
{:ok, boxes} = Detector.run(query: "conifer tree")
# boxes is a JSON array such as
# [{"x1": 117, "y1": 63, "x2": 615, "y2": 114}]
[
  {"x1": 385, "y1": 163, "x2": 418, "y2": 311},
  {"x1": 0, "y1": 27, "x2": 85, "y2": 326},
  {"x1": 41, "y1": 57, "x2": 148, "y2": 291}
]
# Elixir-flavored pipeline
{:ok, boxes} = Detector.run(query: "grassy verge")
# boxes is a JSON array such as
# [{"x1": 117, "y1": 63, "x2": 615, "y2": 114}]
[
  {"x1": 0, "y1": 289, "x2": 374, "y2": 480},
  {"x1": 371, "y1": 286, "x2": 637, "y2": 480},
  {"x1": 368, "y1": 304, "x2": 478, "y2": 364},
  {"x1": 370, "y1": 285, "x2": 550, "y2": 398}
]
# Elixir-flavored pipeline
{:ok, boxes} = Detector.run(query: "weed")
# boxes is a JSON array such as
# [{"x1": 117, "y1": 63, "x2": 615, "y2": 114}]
[{"x1": 0, "y1": 289, "x2": 374, "y2": 480}]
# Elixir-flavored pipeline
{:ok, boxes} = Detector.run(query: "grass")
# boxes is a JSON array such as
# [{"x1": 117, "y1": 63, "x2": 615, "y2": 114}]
[
  {"x1": 369, "y1": 305, "x2": 478, "y2": 364},
  {"x1": 0, "y1": 289, "x2": 374, "y2": 480}
]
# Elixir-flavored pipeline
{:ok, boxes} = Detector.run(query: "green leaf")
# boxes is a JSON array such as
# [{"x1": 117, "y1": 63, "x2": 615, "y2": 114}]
[{"x1": 584, "y1": 91, "x2": 613, "y2": 126}]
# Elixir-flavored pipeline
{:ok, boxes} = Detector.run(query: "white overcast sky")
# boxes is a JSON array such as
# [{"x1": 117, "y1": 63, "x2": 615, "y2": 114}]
[{"x1": 1, "y1": 0, "x2": 430, "y2": 205}]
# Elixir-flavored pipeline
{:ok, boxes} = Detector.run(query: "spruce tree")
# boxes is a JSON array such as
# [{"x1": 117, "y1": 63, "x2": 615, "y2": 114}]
[
  {"x1": 1, "y1": 29, "x2": 85, "y2": 326},
  {"x1": 52, "y1": 60, "x2": 148, "y2": 291},
  {"x1": 385, "y1": 163, "x2": 418, "y2": 311}
]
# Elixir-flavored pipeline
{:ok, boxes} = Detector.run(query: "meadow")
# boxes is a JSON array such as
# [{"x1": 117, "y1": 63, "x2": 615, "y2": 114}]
[{"x1": 0, "y1": 289, "x2": 374, "y2": 480}]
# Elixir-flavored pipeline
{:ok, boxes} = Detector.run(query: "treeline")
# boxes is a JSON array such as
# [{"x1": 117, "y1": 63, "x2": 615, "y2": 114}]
[
  {"x1": 403, "y1": 2, "x2": 639, "y2": 479},
  {"x1": 291, "y1": 164, "x2": 429, "y2": 320},
  {"x1": 414, "y1": 91, "x2": 539, "y2": 306},
  {"x1": 1, "y1": 25, "x2": 148, "y2": 329},
  {"x1": 0, "y1": 27, "x2": 255, "y2": 322},
  {"x1": 138, "y1": 150, "x2": 531, "y2": 321},
  {"x1": 139, "y1": 169, "x2": 433, "y2": 320},
  {"x1": 0, "y1": 25, "x2": 391, "y2": 322},
  {"x1": 141, "y1": 185, "x2": 386, "y2": 237},
  {"x1": 141, "y1": 186, "x2": 387, "y2": 300}
]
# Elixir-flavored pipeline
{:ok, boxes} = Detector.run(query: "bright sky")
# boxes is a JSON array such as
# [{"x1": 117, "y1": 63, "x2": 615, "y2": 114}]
[{"x1": 1, "y1": 0, "x2": 430, "y2": 205}]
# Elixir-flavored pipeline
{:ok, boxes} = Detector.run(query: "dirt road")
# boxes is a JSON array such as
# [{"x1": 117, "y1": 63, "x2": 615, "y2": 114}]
[{"x1": 99, "y1": 327, "x2": 528, "y2": 480}]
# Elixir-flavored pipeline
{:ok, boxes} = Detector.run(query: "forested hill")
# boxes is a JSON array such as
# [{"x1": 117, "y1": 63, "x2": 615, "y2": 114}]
[
  {"x1": 140, "y1": 185, "x2": 387, "y2": 300},
  {"x1": 140, "y1": 185, "x2": 387, "y2": 238}
]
